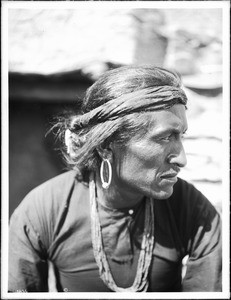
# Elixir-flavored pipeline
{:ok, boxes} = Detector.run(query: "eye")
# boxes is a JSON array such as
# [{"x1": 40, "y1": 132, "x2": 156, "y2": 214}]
[
  {"x1": 161, "y1": 132, "x2": 186, "y2": 142},
  {"x1": 161, "y1": 134, "x2": 172, "y2": 141}
]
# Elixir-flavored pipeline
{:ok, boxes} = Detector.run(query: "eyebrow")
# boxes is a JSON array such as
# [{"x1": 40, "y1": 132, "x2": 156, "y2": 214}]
[{"x1": 150, "y1": 126, "x2": 188, "y2": 139}]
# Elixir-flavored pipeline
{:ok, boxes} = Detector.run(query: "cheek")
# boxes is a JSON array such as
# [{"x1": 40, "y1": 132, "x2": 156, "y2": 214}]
[{"x1": 114, "y1": 143, "x2": 164, "y2": 181}]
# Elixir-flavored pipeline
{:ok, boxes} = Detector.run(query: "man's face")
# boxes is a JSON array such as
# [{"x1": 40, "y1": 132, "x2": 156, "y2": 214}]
[{"x1": 112, "y1": 104, "x2": 188, "y2": 201}]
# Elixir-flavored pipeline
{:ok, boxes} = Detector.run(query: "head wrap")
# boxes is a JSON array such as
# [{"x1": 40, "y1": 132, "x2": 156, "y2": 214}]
[{"x1": 69, "y1": 85, "x2": 187, "y2": 131}]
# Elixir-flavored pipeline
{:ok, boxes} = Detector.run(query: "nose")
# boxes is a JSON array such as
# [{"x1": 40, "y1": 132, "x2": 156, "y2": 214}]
[{"x1": 168, "y1": 142, "x2": 187, "y2": 168}]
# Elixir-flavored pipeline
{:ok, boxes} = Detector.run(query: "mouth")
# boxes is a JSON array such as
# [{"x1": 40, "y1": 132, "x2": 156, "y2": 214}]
[{"x1": 160, "y1": 171, "x2": 179, "y2": 183}]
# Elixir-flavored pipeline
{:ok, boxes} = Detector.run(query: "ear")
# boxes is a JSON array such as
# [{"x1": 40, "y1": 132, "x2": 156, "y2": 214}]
[{"x1": 97, "y1": 143, "x2": 113, "y2": 161}]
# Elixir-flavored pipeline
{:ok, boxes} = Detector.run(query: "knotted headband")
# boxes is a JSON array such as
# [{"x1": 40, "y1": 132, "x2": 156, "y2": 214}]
[{"x1": 69, "y1": 86, "x2": 187, "y2": 132}]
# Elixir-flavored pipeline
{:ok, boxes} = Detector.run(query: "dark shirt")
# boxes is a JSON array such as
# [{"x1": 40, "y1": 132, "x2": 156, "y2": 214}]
[{"x1": 8, "y1": 171, "x2": 222, "y2": 292}]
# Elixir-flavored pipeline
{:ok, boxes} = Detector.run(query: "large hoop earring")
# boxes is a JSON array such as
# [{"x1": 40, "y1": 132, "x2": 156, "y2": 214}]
[{"x1": 100, "y1": 159, "x2": 112, "y2": 189}]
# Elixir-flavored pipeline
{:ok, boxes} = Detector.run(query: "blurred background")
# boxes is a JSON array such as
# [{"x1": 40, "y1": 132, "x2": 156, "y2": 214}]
[{"x1": 8, "y1": 7, "x2": 223, "y2": 216}]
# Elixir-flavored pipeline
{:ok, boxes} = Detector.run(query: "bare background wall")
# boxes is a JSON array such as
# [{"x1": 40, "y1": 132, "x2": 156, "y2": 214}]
[{"x1": 8, "y1": 8, "x2": 223, "y2": 216}]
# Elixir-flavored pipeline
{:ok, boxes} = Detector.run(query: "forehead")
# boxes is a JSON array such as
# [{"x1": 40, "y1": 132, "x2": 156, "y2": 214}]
[{"x1": 146, "y1": 104, "x2": 188, "y2": 134}]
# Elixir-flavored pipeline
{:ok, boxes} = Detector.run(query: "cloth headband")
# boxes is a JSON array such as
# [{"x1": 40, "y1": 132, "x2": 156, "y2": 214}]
[{"x1": 70, "y1": 86, "x2": 187, "y2": 131}]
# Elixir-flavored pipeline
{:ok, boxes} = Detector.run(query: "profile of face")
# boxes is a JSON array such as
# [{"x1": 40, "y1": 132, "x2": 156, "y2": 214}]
[{"x1": 111, "y1": 104, "x2": 188, "y2": 202}]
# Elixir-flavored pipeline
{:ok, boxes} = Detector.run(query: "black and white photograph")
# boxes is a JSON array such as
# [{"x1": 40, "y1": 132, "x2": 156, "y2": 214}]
[{"x1": 1, "y1": 0, "x2": 230, "y2": 299}]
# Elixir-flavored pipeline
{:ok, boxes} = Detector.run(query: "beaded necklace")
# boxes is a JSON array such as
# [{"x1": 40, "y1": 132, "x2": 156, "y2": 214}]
[{"x1": 89, "y1": 174, "x2": 155, "y2": 292}]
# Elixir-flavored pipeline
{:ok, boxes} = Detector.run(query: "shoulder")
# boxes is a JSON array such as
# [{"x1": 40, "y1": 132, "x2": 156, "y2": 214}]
[
  {"x1": 171, "y1": 177, "x2": 212, "y2": 209},
  {"x1": 170, "y1": 177, "x2": 221, "y2": 232},
  {"x1": 30, "y1": 170, "x2": 78, "y2": 196},
  {"x1": 10, "y1": 170, "x2": 87, "y2": 248},
  {"x1": 170, "y1": 177, "x2": 220, "y2": 227},
  {"x1": 172, "y1": 177, "x2": 203, "y2": 198},
  {"x1": 10, "y1": 170, "x2": 85, "y2": 230},
  {"x1": 15, "y1": 171, "x2": 78, "y2": 212},
  {"x1": 169, "y1": 178, "x2": 221, "y2": 256}
]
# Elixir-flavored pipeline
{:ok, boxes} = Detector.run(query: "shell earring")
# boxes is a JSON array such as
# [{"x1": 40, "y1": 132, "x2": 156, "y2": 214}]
[
  {"x1": 100, "y1": 158, "x2": 112, "y2": 189},
  {"x1": 65, "y1": 129, "x2": 72, "y2": 154}
]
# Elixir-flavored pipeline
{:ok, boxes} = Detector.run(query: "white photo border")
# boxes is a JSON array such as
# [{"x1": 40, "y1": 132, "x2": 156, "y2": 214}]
[{"x1": 1, "y1": 1, "x2": 230, "y2": 299}]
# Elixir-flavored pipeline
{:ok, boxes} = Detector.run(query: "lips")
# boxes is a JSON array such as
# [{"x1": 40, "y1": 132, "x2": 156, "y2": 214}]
[
  {"x1": 161, "y1": 173, "x2": 178, "y2": 179},
  {"x1": 160, "y1": 169, "x2": 179, "y2": 178},
  {"x1": 160, "y1": 170, "x2": 179, "y2": 184},
  {"x1": 160, "y1": 176, "x2": 178, "y2": 186}
]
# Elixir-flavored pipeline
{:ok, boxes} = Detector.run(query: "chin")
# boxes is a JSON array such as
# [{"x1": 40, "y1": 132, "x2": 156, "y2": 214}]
[{"x1": 150, "y1": 186, "x2": 174, "y2": 200}]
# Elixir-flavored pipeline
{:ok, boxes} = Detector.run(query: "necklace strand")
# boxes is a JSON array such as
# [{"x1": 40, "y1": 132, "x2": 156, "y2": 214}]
[{"x1": 89, "y1": 173, "x2": 155, "y2": 292}]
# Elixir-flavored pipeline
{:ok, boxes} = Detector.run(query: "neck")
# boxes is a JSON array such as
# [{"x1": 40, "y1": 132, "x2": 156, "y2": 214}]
[{"x1": 95, "y1": 172, "x2": 143, "y2": 210}]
